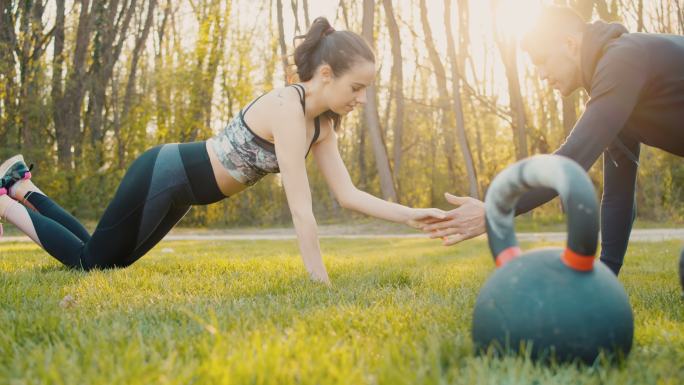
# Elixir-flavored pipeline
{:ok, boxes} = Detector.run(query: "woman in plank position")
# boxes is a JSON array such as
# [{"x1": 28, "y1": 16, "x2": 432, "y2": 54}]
[{"x1": 0, "y1": 17, "x2": 445, "y2": 285}]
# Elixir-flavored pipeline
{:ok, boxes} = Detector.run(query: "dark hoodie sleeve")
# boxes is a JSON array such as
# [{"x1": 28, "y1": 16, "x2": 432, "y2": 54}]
[{"x1": 515, "y1": 38, "x2": 649, "y2": 214}]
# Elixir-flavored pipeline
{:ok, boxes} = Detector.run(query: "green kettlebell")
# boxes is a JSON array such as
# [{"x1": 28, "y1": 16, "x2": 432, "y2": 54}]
[{"x1": 472, "y1": 155, "x2": 634, "y2": 364}]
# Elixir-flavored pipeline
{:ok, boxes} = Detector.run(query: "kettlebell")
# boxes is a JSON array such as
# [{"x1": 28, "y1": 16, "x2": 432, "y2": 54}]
[{"x1": 472, "y1": 155, "x2": 634, "y2": 364}]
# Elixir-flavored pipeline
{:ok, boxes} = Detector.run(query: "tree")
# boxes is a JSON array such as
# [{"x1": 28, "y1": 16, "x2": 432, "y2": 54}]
[
  {"x1": 0, "y1": 1, "x2": 53, "y2": 157},
  {"x1": 275, "y1": 0, "x2": 288, "y2": 85},
  {"x1": 382, "y1": 0, "x2": 405, "y2": 197},
  {"x1": 362, "y1": 0, "x2": 397, "y2": 202},
  {"x1": 52, "y1": 0, "x2": 97, "y2": 173},
  {"x1": 86, "y1": 0, "x2": 139, "y2": 168},
  {"x1": 445, "y1": 0, "x2": 479, "y2": 198},
  {"x1": 117, "y1": 0, "x2": 158, "y2": 168},
  {"x1": 491, "y1": 0, "x2": 528, "y2": 159},
  {"x1": 419, "y1": 0, "x2": 460, "y2": 181}
]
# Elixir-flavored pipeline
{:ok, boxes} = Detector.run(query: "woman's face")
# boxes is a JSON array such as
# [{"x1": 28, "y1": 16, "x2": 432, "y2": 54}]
[{"x1": 322, "y1": 59, "x2": 376, "y2": 115}]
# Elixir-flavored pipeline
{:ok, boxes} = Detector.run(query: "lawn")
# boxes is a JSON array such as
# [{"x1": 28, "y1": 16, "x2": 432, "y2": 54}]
[{"x1": 0, "y1": 238, "x2": 682, "y2": 384}]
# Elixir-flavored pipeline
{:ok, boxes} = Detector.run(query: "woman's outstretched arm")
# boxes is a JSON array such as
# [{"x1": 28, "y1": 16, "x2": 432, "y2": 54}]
[{"x1": 313, "y1": 125, "x2": 445, "y2": 227}]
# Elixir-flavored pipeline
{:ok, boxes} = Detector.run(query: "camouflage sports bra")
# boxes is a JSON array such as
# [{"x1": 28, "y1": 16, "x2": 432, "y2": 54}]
[{"x1": 208, "y1": 84, "x2": 320, "y2": 186}]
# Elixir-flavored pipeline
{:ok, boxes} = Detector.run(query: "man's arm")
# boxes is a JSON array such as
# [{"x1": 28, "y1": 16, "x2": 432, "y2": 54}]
[
  {"x1": 427, "y1": 41, "x2": 649, "y2": 244},
  {"x1": 516, "y1": 41, "x2": 649, "y2": 213}
]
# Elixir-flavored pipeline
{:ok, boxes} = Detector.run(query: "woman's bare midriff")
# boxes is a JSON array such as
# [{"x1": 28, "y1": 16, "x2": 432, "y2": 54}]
[{"x1": 205, "y1": 141, "x2": 250, "y2": 197}]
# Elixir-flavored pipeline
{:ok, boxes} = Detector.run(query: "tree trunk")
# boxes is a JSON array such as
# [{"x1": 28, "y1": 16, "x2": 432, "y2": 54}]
[
  {"x1": 420, "y1": 0, "x2": 459, "y2": 182},
  {"x1": 54, "y1": 0, "x2": 96, "y2": 171},
  {"x1": 0, "y1": 1, "x2": 16, "y2": 148},
  {"x1": 276, "y1": 0, "x2": 288, "y2": 85},
  {"x1": 382, "y1": 0, "x2": 405, "y2": 198},
  {"x1": 12, "y1": 1, "x2": 48, "y2": 154},
  {"x1": 152, "y1": 0, "x2": 172, "y2": 147},
  {"x1": 339, "y1": 0, "x2": 351, "y2": 30},
  {"x1": 88, "y1": 0, "x2": 138, "y2": 168},
  {"x1": 302, "y1": 0, "x2": 310, "y2": 29},
  {"x1": 362, "y1": 0, "x2": 397, "y2": 202},
  {"x1": 117, "y1": 0, "x2": 157, "y2": 168},
  {"x1": 51, "y1": 0, "x2": 66, "y2": 161},
  {"x1": 491, "y1": 0, "x2": 528, "y2": 159},
  {"x1": 677, "y1": 0, "x2": 684, "y2": 35},
  {"x1": 290, "y1": 0, "x2": 300, "y2": 34},
  {"x1": 445, "y1": 0, "x2": 479, "y2": 198}
]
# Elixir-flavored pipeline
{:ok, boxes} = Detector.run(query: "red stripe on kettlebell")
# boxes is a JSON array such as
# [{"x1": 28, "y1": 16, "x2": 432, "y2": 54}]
[
  {"x1": 495, "y1": 247, "x2": 522, "y2": 267},
  {"x1": 562, "y1": 248, "x2": 595, "y2": 271}
]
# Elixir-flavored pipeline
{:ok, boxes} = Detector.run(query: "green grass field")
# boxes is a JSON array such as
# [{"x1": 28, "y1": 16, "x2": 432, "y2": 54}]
[{"x1": 1, "y1": 238, "x2": 682, "y2": 384}]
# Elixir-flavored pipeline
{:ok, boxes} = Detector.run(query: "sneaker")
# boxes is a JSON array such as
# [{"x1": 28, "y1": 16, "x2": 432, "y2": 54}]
[
  {"x1": 0, "y1": 155, "x2": 34, "y2": 236},
  {"x1": 0, "y1": 155, "x2": 32, "y2": 197},
  {"x1": 0, "y1": 173, "x2": 8, "y2": 197}
]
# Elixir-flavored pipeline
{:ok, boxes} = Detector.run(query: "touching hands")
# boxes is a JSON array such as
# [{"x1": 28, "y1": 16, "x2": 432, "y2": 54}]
[
  {"x1": 405, "y1": 207, "x2": 448, "y2": 229},
  {"x1": 422, "y1": 192, "x2": 486, "y2": 246}
]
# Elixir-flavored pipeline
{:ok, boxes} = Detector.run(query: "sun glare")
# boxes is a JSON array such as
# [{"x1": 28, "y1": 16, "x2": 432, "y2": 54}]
[{"x1": 493, "y1": 0, "x2": 543, "y2": 40}]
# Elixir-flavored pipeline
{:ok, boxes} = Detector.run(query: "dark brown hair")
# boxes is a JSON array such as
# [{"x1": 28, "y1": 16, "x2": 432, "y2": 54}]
[{"x1": 292, "y1": 17, "x2": 375, "y2": 130}]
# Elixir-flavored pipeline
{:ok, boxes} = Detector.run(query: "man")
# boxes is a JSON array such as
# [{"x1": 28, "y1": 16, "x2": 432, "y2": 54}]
[{"x1": 425, "y1": 6, "x2": 684, "y2": 275}]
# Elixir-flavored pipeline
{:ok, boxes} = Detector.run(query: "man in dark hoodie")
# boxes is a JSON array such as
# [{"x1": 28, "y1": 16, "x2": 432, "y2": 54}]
[{"x1": 424, "y1": 6, "x2": 684, "y2": 275}]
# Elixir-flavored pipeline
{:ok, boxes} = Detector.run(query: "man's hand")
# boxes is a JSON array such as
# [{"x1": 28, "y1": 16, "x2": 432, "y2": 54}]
[{"x1": 423, "y1": 192, "x2": 486, "y2": 246}]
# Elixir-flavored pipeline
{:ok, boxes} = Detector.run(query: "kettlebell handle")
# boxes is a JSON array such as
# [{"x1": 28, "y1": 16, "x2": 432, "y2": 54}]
[{"x1": 484, "y1": 155, "x2": 599, "y2": 271}]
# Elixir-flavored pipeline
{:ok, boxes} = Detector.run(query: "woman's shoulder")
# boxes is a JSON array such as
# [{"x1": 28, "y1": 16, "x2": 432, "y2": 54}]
[
  {"x1": 245, "y1": 85, "x2": 305, "y2": 127},
  {"x1": 263, "y1": 85, "x2": 305, "y2": 109}
]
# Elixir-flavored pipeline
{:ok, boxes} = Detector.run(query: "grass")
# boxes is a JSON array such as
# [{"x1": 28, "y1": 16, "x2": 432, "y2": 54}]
[
  {"x1": 0, "y1": 238, "x2": 682, "y2": 384},
  {"x1": 1, "y1": 213, "x2": 682, "y2": 237},
  {"x1": 3, "y1": 216, "x2": 683, "y2": 238}
]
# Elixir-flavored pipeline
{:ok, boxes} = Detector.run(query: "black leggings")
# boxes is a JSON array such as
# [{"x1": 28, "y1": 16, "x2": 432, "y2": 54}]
[{"x1": 25, "y1": 142, "x2": 225, "y2": 269}]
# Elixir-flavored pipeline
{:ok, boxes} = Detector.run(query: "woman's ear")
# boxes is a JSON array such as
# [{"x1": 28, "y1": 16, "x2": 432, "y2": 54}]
[{"x1": 318, "y1": 64, "x2": 333, "y2": 84}]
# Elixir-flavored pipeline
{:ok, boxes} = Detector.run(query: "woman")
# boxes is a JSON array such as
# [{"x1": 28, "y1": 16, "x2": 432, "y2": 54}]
[{"x1": 0, "y1": 17, "x2": 445, "y2": 285}]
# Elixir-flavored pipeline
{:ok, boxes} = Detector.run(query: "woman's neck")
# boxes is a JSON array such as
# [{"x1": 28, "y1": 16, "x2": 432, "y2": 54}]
[{"x1": 299, "y1": 80, "x2": 329, "y2": 118}]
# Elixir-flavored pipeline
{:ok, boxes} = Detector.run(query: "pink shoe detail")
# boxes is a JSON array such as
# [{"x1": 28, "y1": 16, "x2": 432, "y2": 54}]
[{"x1": 22, "y1": 171, "x2": 31, "y2": 180}]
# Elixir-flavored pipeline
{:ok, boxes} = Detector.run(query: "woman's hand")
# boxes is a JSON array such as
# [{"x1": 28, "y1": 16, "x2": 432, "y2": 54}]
[
  {"x1": 405, "y1": 207, "x2": 448, "y2": 229},
  {"x1": 310, "y1": 270, "x2": 332, "y2": 286}
]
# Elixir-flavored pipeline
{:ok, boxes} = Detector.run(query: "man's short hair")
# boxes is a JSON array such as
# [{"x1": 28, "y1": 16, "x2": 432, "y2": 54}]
[{"x1": 521, "y1": 6, "x2": 587, "y2": 54}]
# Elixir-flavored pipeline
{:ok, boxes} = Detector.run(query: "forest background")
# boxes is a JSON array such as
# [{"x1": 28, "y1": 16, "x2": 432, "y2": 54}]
[{"x1": 0, "y1": 0, "x2": 681, "y2": 228}]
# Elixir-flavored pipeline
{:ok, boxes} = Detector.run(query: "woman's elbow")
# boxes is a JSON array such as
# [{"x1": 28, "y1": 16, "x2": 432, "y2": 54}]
[
  {"x1": 336, "y1": 188, "x2": 359, "y2": 210},
  {"x1": 290, "y1": 209, "x2": 316, "y2": 225}
]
